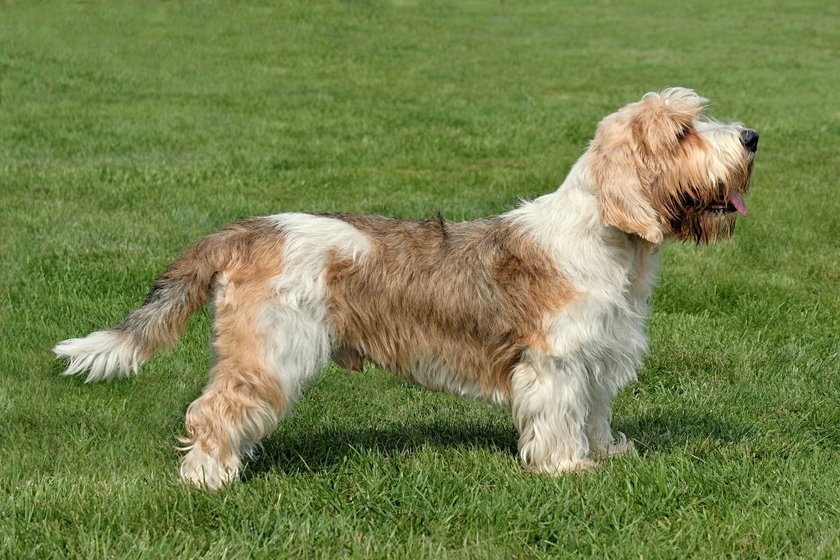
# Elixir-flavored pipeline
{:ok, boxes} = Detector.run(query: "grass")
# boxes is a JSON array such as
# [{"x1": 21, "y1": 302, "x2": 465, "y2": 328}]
[{"x1": 1, "y1": 0, "x2": 839, "y2": 557}]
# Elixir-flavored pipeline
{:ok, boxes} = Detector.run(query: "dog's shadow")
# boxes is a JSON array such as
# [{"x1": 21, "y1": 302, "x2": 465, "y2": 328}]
[
  {"x1": 243, "y1": 420, "x2": 518, "y2": 479},
  {"x1": 619, "y1": 411, "x2": 754, "y2": 454},
  {"x1": 242, "y1": 411, "x2": 752, "y2": 478}
]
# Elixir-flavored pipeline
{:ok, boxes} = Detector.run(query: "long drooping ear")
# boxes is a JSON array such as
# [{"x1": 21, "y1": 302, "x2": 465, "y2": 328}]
[
  {"x1": 591, "y1": 150, "x2": 664, "y2": 244},
  {"x1": 589, "y1": 114, "x2": 664, "y2": 244}
]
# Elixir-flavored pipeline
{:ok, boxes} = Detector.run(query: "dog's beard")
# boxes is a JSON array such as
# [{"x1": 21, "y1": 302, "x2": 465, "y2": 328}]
[
  {"x1": 666, "y1": 176, "x2": 751, "y2": 245},
  {"x1": 676, "y1": 210, "x2": 738, "y2": 244}
]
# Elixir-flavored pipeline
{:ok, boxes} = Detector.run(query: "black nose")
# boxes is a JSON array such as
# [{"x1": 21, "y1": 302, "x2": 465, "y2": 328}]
[{"x1": 740, "y1": 129, "x2": 759, "y2": 152}]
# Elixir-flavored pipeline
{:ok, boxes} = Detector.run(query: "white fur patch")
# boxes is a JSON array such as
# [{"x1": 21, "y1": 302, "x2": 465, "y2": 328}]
[
  {"x1": 53, "y1": 330, "x2": 141, "y2": 383},
  {"x1": 268, "y1": 213, "x2": 371, "y2": 310},
  {"x1": 405, "y1": 354, "x2": 511, "y2": 406},
  {"x1": 505, "y1": 157, "x2": 661, "y2": 471},
  {"x1": 261, "y1": 213, "x2": 372, "y2": 407},
  {"x1": 180, "y1": 444, "x2": 239, "y2": 490},
  {"x1": 511, "y1": 353, "x2": 593, "y2": 473}
]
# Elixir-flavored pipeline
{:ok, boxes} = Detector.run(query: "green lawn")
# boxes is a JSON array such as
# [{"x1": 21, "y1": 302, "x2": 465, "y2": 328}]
[{"x1": 2, "y1": 0, "x2": 839, "y2": 557}]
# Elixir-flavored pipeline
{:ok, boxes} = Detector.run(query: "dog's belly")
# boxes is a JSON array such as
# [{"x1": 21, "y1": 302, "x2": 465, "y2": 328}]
[
  {"x1": 332, "y1": 329, "x2": 521, "y2": 406},
  {"x1": 399, "y1": 353, "x2": 512, "y2": 404}
]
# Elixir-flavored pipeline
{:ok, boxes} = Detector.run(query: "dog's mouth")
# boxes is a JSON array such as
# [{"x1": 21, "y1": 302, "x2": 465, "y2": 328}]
[
  {"x1": 707, "y1": 192, "x2": 748, "y2": 217},
  {"x1": 706, "y1": 184, "x2": 749, "y2": 217}
]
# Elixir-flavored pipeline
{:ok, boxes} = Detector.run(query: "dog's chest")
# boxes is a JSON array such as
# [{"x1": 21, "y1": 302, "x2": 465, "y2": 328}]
[{"x1": 542, "y1": 244, "x2": 660, "y2": 363}]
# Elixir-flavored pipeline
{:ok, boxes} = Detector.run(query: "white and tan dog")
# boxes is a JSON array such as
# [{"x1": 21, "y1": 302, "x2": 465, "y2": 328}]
[{"x1": 55, "y1": 88, "x2": 757, "y2": 489}]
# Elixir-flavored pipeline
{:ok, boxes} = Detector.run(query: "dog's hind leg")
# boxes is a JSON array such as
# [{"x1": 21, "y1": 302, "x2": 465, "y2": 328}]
[
  {"x1": 179, "y1": 274, "x2": 330, "y2": 489},
  {"x1": 179, "y1": 357, "x2": 281, "y2": 490}
]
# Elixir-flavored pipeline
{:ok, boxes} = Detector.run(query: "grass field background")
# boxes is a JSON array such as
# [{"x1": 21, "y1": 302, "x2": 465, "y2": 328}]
[{"x1": 2, "y1": 0, "x2": 839, "y2": 557}]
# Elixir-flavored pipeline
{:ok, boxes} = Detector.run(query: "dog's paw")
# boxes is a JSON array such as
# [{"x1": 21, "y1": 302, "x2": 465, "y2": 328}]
[
  {"x1": 179, "y1": 446, "x2": 239, "y2": 490},
  {"x1": 525, "y1": 457, "x2": 598, "y2": 476},
  {"x1": 591, "y1": 431, "x2": 636, "y2": 458},
  {"x1": 606, "y1": 432, "x2": 635, "y2": 457}
]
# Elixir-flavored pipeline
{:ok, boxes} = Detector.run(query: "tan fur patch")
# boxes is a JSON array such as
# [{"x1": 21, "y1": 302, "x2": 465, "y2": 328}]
[
  {"x1": 323, "y1": 214, "x2": 576, "y2": 402},
  {"x1": 119, "y1": 219, "x2": 284, "y2": 361},
  {"x1": 182, "y1": 223, "x2": 286, "y2": 462},
  {"x1": 332, "y1": 344, "x2": 365, "y2": 372}
]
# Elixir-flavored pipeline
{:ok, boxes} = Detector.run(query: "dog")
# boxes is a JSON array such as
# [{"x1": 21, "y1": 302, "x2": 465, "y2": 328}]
[{"x1": 55, "y1": 88, "x2": 757, "y2": 489}]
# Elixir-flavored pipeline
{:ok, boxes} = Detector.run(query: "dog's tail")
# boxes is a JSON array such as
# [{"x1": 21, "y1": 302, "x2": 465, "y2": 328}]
[{"x1": 54, "y1": 219, "x2": 275, "y2": 382}]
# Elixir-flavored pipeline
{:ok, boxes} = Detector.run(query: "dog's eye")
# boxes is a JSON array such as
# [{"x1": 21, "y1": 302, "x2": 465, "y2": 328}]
[{"x1": 676, "y1": 128, "x2": 689, "y2": 141}]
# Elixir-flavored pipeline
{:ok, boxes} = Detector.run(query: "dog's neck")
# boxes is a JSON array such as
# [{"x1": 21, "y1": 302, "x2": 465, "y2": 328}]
[{"x1": 506, "y1": 158, "x2": 661, "y2": 306}]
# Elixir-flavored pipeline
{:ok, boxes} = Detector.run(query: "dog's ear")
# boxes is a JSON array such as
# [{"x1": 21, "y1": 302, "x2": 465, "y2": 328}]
[
  {"x1": 590, "y1": 148, "x2": 664, "y2": 245},
  {"x1": 589, "y1": 109, "x2": 664, "y2": 244}
]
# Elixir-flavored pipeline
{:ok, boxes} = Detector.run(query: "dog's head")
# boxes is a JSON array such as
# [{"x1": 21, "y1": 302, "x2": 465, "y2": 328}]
[{"x1": 588, "y1": 88, "x2": 757, "y2": 244}]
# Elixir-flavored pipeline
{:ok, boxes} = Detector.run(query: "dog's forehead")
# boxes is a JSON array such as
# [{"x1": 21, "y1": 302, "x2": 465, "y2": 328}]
[{"x1": 606, "y1": 96, "x2": 703, "y2": 127}]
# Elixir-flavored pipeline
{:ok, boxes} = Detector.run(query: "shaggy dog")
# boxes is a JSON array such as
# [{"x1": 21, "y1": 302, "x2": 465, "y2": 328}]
[{"x1": 55, "y1": 88, "x2": 758, "y2": 489}]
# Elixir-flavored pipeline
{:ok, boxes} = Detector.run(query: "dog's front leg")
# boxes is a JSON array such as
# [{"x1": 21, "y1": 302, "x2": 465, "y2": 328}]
[
  {"x1": 511, "y1": 355, "x2": 595, "y2": 474},
  {"x1": 585, "y1": 369, "x2": 634, "y2": 458}
]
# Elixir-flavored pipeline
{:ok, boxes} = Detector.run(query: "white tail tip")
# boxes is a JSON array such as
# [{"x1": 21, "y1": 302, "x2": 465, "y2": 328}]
[{"x1": 53, "y1": 330, "x2": 142, "y2": 382}]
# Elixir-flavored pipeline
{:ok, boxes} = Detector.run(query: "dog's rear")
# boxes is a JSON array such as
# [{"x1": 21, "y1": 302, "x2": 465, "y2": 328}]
[
  {"x1": 55, "y1": 214, "x2": 368, "y2": 489},
  {"x1": 54, "y1": 219, "x2": 278, "y2": 382}
]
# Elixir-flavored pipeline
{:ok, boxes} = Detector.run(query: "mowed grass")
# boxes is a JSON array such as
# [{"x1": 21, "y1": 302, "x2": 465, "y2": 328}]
[{"x1": 2, "y1": 0, "x2": 839, "y2": 557}]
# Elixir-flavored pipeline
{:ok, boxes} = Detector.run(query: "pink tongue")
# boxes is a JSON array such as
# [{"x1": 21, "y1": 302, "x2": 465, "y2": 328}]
[{"x1": 730, "y1": 193, "x2": 748, "y2": 217}]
